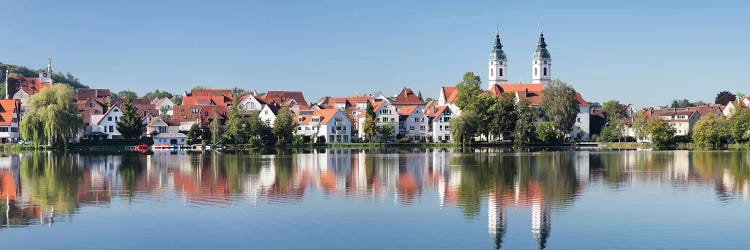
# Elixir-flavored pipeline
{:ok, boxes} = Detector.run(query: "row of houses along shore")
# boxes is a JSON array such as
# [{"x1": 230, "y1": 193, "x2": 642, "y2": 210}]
[{"x1": 2, "y1": 31, "x2": 748, "y2": 145}]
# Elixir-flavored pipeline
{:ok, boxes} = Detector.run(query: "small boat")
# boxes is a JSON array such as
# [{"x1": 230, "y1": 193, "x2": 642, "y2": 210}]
[{"x1": 134, "y1": 144, "x2": 149, "y2": 153}]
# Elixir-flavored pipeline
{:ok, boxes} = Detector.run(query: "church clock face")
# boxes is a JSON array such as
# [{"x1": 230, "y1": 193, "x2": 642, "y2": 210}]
[{"x1": 42, "y1": 73, "x2": 47, "y2": 77}]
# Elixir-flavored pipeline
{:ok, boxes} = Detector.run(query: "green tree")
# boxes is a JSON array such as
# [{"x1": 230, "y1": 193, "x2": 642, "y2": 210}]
[
  {"x1": 417, "y1": 90, "x2": 424, "y2": 102},
  {"x1": 715, "y1": 91, "x2": 737, "y2": 105},
  {"x1": 737, "y1": 92, "x2": 747, "y2": 102},
  {"x1": 246, "y1": 111, "x2": 275, "y2": 147},
  {"x1": 116, "y1": 100, "x2": 146, "y2": 139},
  {"x1": 540, "y1": 79, "x2": 580, "y2": 137},
  {"x1": 210, "y1": 110, "x2": 222, "y2": 145},
  {"x1": 692, "y1": 114, "x2": 730, "y2": 149},
  {"x1": 455, "y1": 72, "x2": 482, "y2": 112},
  {"x1": 536, "y1": 121, "x2": 561, "y2": 144},
  {"x1": 225, "y1": 95, "x2": 245, "y2": 144},
  {"x1": 450, "y1": 111, "x2": 481, "y2": 147},
  {"x1": 729, "y1": 108, "x2": 750, "y2": 143},
  {"x1": 599, "y1": 118, "x2": 625, "y2": 142},
  {"x1": 377, "y1": 123, "x2": 396, "y2": 143},
  {"x1": 363, "y1": 102, "x2": 377, "y2": 141},
  {"x1": 186, "y1": 123, "x2": 201, "y2": 144},
  {"x1": 645, "y1": 117, "x2": 676, "y2": 149},
  {"x1": 20, "y1": 84, "x2": 83, "y2": 147},
  {"x1": 143, "y1": 90, "x2": 174, "y2": 100},
  {"x1": 117, "y1": 90, "x2": 138, "y2": 100},
  {"x1": 602, "y1": 100, "x2": 624, "y2": 121},
  {"x1": 272, "y1": 107, "x2": 296, "y2": 145},
  {"x1": 232, "y1": 87, "x2": 252, "y2": 95},
  {"x1": 492, "y1": 92, "x2": 517, "y2": 139},
  {"x1": 633, "y1": 109, "x2": 648, "y2": 140},
  {"x1": 513, "y1": 99, "x2": 537, "y2": 147},
  {"x1": 474, "y1": 93, "x2": 499, "y2": 138}
]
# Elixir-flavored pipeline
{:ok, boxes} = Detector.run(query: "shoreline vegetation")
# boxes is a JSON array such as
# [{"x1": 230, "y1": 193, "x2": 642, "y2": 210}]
[{"x1": 6, "y1": 141, "x2": 750, "y2": 155}]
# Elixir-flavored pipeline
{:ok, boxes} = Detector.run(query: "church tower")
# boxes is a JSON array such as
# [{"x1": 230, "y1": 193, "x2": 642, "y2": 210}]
[
  {"x1": 532, "y1": 30, "x2": 551, "y2": 84},
  {"x1": 488, "y1": 30, "x2": 508, "y2": 89}
]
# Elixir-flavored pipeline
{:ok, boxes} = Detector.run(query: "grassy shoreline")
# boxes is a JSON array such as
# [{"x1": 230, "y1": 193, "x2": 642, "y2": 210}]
[{"x1": 5, "y1": 141, "x2": 750, "y2": 154}]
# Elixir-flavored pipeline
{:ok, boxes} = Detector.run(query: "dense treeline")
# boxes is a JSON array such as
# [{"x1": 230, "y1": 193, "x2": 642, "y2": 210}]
[
  {"x1": 0, "y1": 62, "x2": 89, "y2": 92},
  {"x1": 449, "y1": 72, "x2": 582, "y2": 147}
]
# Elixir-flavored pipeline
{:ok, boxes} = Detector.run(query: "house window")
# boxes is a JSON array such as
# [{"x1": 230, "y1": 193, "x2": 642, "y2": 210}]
[
  {"x1": 109, "y1": 126, "x2": 113, "y2": 132},
  {"x1": 108, "y1": 117, "x2": 112, "y2": 121},
  {"x1": 409, "y1": 126, "x2": 414, "y2": 130}
]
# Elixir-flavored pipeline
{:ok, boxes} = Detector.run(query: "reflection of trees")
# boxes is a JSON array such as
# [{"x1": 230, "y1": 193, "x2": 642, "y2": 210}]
[
  {"x1": 118, "y1": 154, "x2": 145, "y2": 197},
  {"x1": 590, "y1": 152, "x2": 675, "y2": 188},
  {"x1": 531, "y1": 152, "x2": 580, "y2": 209},
  {"x1": 452, "y1": 152, "x2": 583, "y2": 218},
  {"x1": 693, "y1": 151, "x2": 750, "y2": 200},
  {"x1": 19, "y1": 153, "x2": 82, "y2": 217}
]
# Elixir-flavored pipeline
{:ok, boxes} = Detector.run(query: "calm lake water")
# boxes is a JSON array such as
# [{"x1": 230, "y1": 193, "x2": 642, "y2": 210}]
[{"x1": 1, "y1": 149, "x2": 750, "y2": 249}]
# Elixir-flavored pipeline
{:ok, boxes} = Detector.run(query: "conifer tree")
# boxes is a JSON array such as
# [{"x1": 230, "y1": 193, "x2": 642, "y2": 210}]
[{"x1": 116, "y1": 100, "x2": 145, "y2": 139}]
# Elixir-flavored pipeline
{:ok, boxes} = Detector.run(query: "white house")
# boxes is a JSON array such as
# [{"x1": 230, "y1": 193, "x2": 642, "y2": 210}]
[
  {"x1": 430, "y1": 106, "x2": 453, "y2": 142},
  {"x1": 397, "y1": 105, "x2": 429, "y2": 141},
  {"x1": 153, "y1": 98, "x2": 175, "y2": 117},
  {"x1": 147, "y1": 116, "x2": 169, "y2": 135},
  {"x1": 357, "y1": 100, "x2": 399, "y2": 139},
  {"x1": 296, "y1": 109, "x2": 352, "y2": 143},
  {"x1": 259, "y1": 103, "x2": 281, "y2": 126},
  {"x1": 723, "y1": 97, "x2": 750, "y2": 117},
  {"x1": 240, "y1": 94, "x2": 266, "y2": 113},
  {"x1": 88, "y1": 105, "x2": 123, "y2": 139}
]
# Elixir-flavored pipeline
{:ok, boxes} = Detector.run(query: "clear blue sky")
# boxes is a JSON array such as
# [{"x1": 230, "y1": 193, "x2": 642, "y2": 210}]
[{"x1": 1, "y1": 0, "x2": 748, "y2": 107}]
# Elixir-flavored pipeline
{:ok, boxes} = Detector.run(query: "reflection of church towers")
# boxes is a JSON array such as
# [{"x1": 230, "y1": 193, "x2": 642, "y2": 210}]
[
  {"x1": 531, "y1": 200, "x2": 551, "y2": 250},
  {"x1": 488, "y1": 194, "x2": 507, "y2": 249}
]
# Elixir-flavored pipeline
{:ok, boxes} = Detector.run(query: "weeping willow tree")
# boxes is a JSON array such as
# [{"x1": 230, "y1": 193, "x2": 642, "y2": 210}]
[{"x1": 20, "y1": 84, "x2": 83, "y2": 148}]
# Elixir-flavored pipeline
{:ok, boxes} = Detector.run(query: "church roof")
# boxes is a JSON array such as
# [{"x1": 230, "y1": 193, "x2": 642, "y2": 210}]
[
  {"x1": 490, "y1": 31, "x2": 507, "y2": 61},
  {"x1": 533, "y1": 31, "x2": 551, "y2": 60}
]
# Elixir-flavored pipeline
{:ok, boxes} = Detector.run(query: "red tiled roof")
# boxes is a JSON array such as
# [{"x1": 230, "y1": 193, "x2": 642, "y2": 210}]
[
  {"x1": 441, "y1": 86, "x2": 458, "y2": 104},
  {"x1": 261, "y1": 91, "x2": 307, "y2": 106},
  {"x1": 393, "y1": 88, "x2": 424, "y2": 105},
  {"x1": 6, "y1": 77, "x2": 51, "y2": 97},
  {"x1": 296, "y1": 109, "x2": 341, "y2": 125},
  {"x1": 76, "y1": 89, "x2": 111, "y2": 101},
  {"x1": 488, "y1": 83, "x2": 589, "y2": 107},
  {"x1": 431, "y1": 106, "x2": 450, "y2": 122},
  {"x1": 397, "y1": 105, "x2": 418, "y2": 116},
  {"x1": 189, "y1": 89, "x2": 232, "y2": 98},
  {"x1": 181, "y1": 96, "x2": 228, "y2": 106},
  {"x1": 423, "y1": 100, "x2": 438, "y2": 117},
  {"x1": 0, "y1": 100, "x2": 19, "y2": 126}
]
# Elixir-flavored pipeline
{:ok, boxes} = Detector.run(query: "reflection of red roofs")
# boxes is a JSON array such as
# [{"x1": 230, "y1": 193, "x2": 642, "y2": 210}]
[
  {"x1": 0, "y1": 171, "x2": 17, "y2": 199},
  {"x1": 319, "y1": 171, "x2": 337, "y2": 193},
  {"x1": 398, "y1": 172, "x2": 419, "y2": 204}
]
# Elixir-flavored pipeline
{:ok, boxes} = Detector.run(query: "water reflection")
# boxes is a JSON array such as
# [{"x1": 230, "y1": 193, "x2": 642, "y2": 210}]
[{"x1": 1, "y1": 149, "x2": 750, "y2": 249}]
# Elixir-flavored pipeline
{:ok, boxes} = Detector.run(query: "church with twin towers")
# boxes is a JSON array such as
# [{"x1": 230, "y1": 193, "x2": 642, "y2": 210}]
[
  {"x1": 487, "y1": 29, "x2": 552, "y2": 89},
  {"x1": 478, "y1": 29, "x2": 591, "y2": 140}
]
